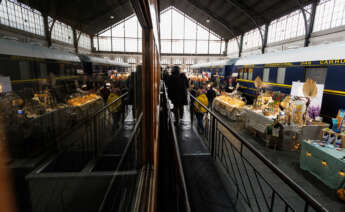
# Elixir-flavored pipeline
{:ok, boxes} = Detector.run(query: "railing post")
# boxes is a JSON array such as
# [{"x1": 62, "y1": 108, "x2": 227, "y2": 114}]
[{"x1": 210, "y1": 115, "x2": 216, "y2": 156}]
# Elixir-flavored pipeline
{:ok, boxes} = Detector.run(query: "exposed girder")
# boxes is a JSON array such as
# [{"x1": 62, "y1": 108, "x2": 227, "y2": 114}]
[
  {"x1": 185, "y1": 0, "x2": 241, "y2": 40},
  {"x1": 224, "y1": 0, "x2": 266, "y2": 43}
]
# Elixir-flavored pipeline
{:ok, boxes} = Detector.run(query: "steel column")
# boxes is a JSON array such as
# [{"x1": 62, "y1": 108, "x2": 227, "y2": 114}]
[
  {"x1": 261, "y1": 23, "x2": 269, "y2": 54},
  {"x1": 238, "y1": 34, "x2": 244, "y2": 57},
  {"x1": 43, "y1": 15, "x2": 54, "y2": 47},
  {"x1": 304, "y1": 1, "x2": 318, "y2": 47}
]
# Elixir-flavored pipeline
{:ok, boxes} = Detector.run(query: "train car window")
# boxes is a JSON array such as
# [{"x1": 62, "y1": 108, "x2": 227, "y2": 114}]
[
  {"x1": 243, "y1": 69, "x2": 248, "y2": 79},
  {"x1": 39, "y1": 63, "x2": 48, "y2": 77},
  {"x1": 248, "y1": 68, "x2": 253, "y2": 80},
  {"x1": 305, "y1": 67, "x2": 327, "y2": 84},
  {"x1": 263, "y1": 68, "x2": 270, "y2": 82},
  {"x1": 276, "y1": 68, "x2": 286, "y2": 84},
  {"x1": 19, "y1": 61, "x2": 31, "y2": 79},
  {"x1": 239, "y1": 69, "x2": 243, "y2": 79}
]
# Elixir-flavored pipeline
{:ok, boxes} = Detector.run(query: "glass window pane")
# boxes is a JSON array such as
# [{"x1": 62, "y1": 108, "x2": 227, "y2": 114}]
[
  {"x1": 138, "y1": 22, "x2": 142, "y2": 38},
  {"x1": 243, "y1": 70, "x2": 248, "y2": 79},
  {"x1": 113, "y1": 37, "x2": 124, "y2": 51},
  {"x1": 160, "y1": 9, "x2": 171, "y2": 39},
  {"x1": 79, "y1": 33, "x2": 91, "y2": 50},
  {"x1": 125, "y1": 16, "x2": 138, "y2": 37},
  {"x1": 125, "y1": 38, "x2": 137, "y2": 52},
  {"x1": 184, "y1": 17, "x2": 196, "y2": 39},
  {"x1": 305, "y1": 67, "x2": 327, "y2": 84},
  {"x1": 209, "y1": 40, "x2": 221, "y2": 54},
  {"x1": 172, "y1": 39, "x2": 183, "y2": 53},
  {"x1": 263, "y1": 68, "x2": 270, "y2": 82},
  {"x1": 184, "y1": 40, "x2": 196, "y2": 54},
  {"x1": 197, "y1": 25, "x2": 209, "y2": 40},
  {"x1": 51, "y1": 20, "x2": 73, "y2": 44},
  {"x1": 209, "y1": 32, "x2": 220, "y2": 40},
  {"x1": 98, "y1": 37, "x2": 111, "y2": 51},
  {"x1": 196, "y1": 40, "x2": 208, "y2": 54},
  {"x1": 228, "y1": 38, "x2": 239, "y2": 55},
  {"x1": 172, "y1": 9, "x2": 184, "y2": 39},
  {"x1": 112, "y1": 22, "x2": 124, "y2": 37},
  {"x1": 277, "y1": 68, "x2": 286, "y2": 84},
  {"x1": 221, "y1": 41, "x2": 225, "y2": 54},
  {"x1": 100, "y1": 28, "x2": 111, "y2": 36},
  {"x1": 93, "y1": 37, "x2": 99, "y2": 51},
  {"x1": 0, "y1": 0, "x2": 44, "y2": 36},
  {"x1": 243, "y1": 28, "x2": 262, "y2": 50},
  {"x1": 138, "y1": 39, "x2": 142, "y2": 52},
  {"x1": 248, "y1": 69, "x2": 253, "y2": 80},
  {"x1": 161, "y1": 39, "x2": 171, "y2": 53}
]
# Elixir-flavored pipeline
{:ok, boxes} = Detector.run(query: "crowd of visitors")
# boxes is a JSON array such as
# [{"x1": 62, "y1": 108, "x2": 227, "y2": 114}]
[{"x1": 164, "y1": 66, "x2": 238, "y2": 134}]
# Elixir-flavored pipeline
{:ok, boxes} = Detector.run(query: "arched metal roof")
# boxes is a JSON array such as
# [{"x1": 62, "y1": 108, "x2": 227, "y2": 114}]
[{"x1": 19, "y1": 0, "x2": 316, "y2": 39}]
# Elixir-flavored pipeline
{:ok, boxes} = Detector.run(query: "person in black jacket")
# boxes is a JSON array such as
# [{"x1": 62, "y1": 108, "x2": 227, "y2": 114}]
[
  {"x1": 206, "y1": 85, "x2": 217, "y2": 108},
  {"x1": 100, "y1": 83, "x2": 110, "y2": 104},
  {"x1": 167, "y1": 66, "x2": 188, "y2": 124}
]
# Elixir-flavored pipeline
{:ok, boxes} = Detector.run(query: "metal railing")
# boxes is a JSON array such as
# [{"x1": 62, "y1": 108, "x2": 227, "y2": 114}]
[
  {"x1": 98, "y1": 112, "x2": 143, "y2": 212},
  {"x1": 190, "y1": 93, "x2": 328, "y2": 212},
  {"x1": 163, "y1": 84, "x2": 191, "y2": 212},
  {"x1": 56, "y1": 92, "x2": 128, "y2": 157}
]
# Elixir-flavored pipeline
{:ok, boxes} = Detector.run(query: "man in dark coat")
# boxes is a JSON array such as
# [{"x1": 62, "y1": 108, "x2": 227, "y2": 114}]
[
  {"x1": 100, "y1": 83, "x2": 110, "y2": 103},
  {"x1": 206, "y1": 85, "x2": 217, "y2": 108},
  {"x1": 167, "y1": 66, "x2": 188, "y2": 124}
]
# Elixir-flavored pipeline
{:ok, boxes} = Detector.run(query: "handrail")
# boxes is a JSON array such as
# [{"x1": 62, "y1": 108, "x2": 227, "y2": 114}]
[
  {"x1": 190, "y1": 92, "x2": 328, "y2": 212},
  {"x1": 164, "y1": 84, "x2": 191, "y2": 212},
  {"x1": 55, "y1": 92, "x2": 128, "y2": 146},
  {"x1": 83, "y1": 92, "x2": 128, "y2": 123},
  {"x1": 98, "y1": 112, "x2": 143, "y2": 212}
]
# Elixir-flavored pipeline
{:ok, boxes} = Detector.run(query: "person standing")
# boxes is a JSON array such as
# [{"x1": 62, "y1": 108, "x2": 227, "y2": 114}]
[
  {"x1": 167, "y1": 66, "x2": 188, "y2": 124},
  {"x1": 194, "y1": 88, "x2": 208, "y2": 134},
  {"x1": 107, "y1": 88, "x2": 122, "y2": 131},
  {"x1": 100, "y1": 83, "x2": 110, "y2": 104},
  {"x1": 206, "y1": 85, "x2": 217, "y2": 108}
]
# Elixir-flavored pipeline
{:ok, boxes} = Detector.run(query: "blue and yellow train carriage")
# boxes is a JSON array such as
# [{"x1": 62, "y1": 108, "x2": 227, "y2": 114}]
[{"x1": 233, "y1": 42, "x2": 345, "y2": 122}]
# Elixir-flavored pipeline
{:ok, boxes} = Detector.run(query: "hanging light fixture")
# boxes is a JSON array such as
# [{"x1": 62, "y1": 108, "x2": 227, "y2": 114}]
[
  {"x1": 339, "y1": 171, "x2": 345, "y2": 177},
  {"x1": 206, "y1": 18, "x2": 210, "y2": 23},
  {"x1": 110, "y1": 16, "x2": 114, "y2": 20}
]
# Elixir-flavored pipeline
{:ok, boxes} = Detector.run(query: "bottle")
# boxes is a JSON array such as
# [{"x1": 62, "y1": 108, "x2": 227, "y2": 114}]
[
  {"x1": 270, "y1": 117, "x2": 284, "y2": 149},
  {"x1": 272, "y1": 116, "x2": 283, "y2": 138}
]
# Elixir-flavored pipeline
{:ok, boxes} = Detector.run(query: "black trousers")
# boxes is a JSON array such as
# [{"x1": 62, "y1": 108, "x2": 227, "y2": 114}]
[
  {"x1": 173, "y1": 104, "x2": 184, "y2": 123},
  {"x1": 190, "y1": 103, "x2": 194, "y2": 124}
]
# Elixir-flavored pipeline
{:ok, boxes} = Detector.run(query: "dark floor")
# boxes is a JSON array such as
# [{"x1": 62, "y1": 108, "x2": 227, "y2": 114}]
[
  {"x1": 218, "y1": 112, "x2": 345, "y2": 212},
  {"x1": 176, "y1": 108, "x2": 236, "y2": 212}
]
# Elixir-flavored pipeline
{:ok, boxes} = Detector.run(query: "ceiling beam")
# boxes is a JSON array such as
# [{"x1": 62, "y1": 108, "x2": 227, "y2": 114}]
[
  {"x1": 225, "y1": 0, "x2": 267, "y2": 23},
  {"x1": 82, "y1": 0, "x2": 129, "y2": 24},
  {"x1": 184, "y1": 0, "x2": 241, "y2": 38},
  {"x1": 224, "y1": 0, "x2": 266, "y2": 41}
]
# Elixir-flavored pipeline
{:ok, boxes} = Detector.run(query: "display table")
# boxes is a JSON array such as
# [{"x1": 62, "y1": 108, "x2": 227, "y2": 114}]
[
  {"x1": 213, "y1": 99, "x2": 244, "y2": 121},
  {"x1": 300, "y1": 140, "x2": 345, "y2": 189},
  {"x1": 212, "y1": 97, "x2": 246, "y2": 121},
  {"x1": 243, "y1": 108, "x2": 329, "y2": 150},
  {"x1": 244, "y1": 108, "x2": 274, "y2": 134},
  {"x1": 2, "y1": 97, "x2": 103, "y2": 158}
]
